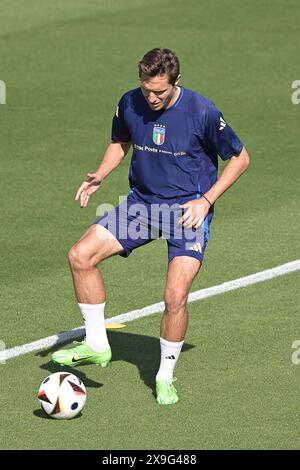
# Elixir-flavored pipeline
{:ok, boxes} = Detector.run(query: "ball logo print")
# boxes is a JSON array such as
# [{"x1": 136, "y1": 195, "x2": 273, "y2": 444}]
[{"x1": 37, "y1": 372, "x2": 87, "y2": 419}]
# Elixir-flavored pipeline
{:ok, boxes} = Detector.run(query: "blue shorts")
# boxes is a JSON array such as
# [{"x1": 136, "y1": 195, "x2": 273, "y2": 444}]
[{"x1": 94, "y1": 190, "x2": 213, "y2": 263}]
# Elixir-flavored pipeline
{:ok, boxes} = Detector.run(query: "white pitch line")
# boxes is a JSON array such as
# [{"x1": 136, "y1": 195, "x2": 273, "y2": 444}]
[{"x1": 1, "y1": 259, "x2": 300, "y2": 363}]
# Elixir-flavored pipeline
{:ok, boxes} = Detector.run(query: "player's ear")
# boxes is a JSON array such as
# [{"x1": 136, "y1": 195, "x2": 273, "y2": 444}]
[{"x1": 175, "y1": 74, "x2": 181, "y2": 86}]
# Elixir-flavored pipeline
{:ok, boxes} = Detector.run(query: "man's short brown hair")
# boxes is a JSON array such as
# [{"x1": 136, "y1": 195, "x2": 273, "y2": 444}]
[{"x1": 138, "y1": 48, "x2": 180, "y2": 86}]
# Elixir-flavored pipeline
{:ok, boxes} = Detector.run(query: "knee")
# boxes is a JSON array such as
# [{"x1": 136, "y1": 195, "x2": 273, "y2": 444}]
[
  {"x1": 68, "y1": 244, "x2": 94, "y2": 271},
  {"x1": 164, "y1": 288, "x2": 188, "y2": 314}
]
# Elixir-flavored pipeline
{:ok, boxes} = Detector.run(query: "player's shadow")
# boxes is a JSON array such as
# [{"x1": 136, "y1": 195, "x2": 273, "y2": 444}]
[
  {"x1": 36, "y1": 330, "x2": 194, "y2": 396},
  {"x1": 37, "y1": 354, "x2": 104, "y2": 390},
  {"x1": 109, "y1": 331, "x2": 194, "y2": 394}
]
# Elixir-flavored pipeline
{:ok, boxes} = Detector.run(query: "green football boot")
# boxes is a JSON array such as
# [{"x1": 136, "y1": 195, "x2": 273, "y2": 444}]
[
  {"x1": 51, "y1": 341, "x2": 112, "y2": 367},
  {"x1": 156, "y1": 378, "x2": 179, "y2": 405}
]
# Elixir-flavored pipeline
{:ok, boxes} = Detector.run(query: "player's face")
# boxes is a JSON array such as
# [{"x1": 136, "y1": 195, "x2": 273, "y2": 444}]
[{"x1": 140, "y1": 74, "x2": 179, "y2": 111}]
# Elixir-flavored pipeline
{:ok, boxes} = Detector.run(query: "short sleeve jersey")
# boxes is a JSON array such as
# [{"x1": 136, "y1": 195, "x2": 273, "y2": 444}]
[{"x1": 111, "y1": 86, "x2": 243, "y2": 205}]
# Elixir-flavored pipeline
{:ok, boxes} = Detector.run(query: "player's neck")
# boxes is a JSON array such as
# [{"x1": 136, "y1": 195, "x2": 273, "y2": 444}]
[{"x1": 166, "y1": 86, "x2": 180, "y2": 109}]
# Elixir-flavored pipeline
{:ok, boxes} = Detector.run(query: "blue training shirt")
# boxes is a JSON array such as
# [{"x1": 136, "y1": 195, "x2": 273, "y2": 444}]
[{"x1": 111, "y1": 86, "x2": 244, "y2": 206}]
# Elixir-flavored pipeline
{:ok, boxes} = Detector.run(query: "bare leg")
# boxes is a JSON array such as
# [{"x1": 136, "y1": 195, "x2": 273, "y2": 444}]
[
  {"x1": 155, "y1": 256, "x2": 201, "y2": 403},
  {"x1": 161, "y1": 256, "x2": 201, "y2": 342},
  {"x1": 68, "y1": 224, "x2": 124, "y2": 304}
]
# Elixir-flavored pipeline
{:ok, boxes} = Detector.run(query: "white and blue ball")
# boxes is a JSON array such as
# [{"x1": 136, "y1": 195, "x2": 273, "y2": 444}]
[{"x1": 38, "y1": 372, "x2": 87, "y2": 419}]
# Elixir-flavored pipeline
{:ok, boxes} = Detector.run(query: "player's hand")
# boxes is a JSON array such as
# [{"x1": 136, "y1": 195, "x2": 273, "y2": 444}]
[
  {"x1": 178, "y1": 198, "x2": 211, "y2": 229},
  {"x1": 75, "y1": 172, "x2": 103, "y2": 208}
]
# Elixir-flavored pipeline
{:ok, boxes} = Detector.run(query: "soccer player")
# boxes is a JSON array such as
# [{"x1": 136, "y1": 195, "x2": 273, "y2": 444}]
[{"x1": 52, "y1": 48, "x2": 250, "y2": 405}]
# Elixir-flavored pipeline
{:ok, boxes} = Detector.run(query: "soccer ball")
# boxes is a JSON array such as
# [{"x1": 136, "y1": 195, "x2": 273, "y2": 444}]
[{"x1": 38, "y1": 372, "x2": 87, "y2": 419}]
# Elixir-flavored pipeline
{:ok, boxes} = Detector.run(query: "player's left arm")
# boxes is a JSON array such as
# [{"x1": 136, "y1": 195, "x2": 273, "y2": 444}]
[
  {"x1": 203, "y1": 146, "x2": 250, "y2": 205},
  {"x1": 179, "y1": 147, "x2": 250, "y2": 228},
  {"x1": 180, "y1": 103, "x2": 250, "y2": 229}
]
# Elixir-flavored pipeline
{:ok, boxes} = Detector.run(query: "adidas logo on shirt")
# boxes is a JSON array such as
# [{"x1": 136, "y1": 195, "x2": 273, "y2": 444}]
[
  {"x1": 219, "y1": 117, "x2": 226, "y2": 130},
  {"x1": 165, "y1": 355, "x2": 175, "y2": 360}
]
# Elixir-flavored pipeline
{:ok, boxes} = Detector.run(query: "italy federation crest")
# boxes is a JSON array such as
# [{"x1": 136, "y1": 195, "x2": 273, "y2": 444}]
[{"x1": 153, "y1": 124, "x2": 166, "y2": 145}]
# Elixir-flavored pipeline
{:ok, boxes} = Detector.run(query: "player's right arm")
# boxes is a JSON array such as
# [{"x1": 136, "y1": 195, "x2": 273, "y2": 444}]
[
  {"x1": 76, "y1": 93, "x2": 131, "y2": 208},
  {"x1": 75, "y1": 141, "x2": 131, "y2": 208}
]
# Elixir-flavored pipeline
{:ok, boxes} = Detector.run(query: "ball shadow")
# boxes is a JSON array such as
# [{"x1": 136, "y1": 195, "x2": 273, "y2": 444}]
[{"x1": 33, "y1": 408, "x2": 83, "y2": 420}]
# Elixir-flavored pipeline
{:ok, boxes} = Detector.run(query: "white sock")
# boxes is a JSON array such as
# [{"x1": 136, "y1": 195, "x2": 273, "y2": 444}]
[
  {"x1": 78, "y1": 302, "x2": 110, "y2": 353},
  {"x1": 156, "y1": 337, "x2": 184, "y2": 381}
]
